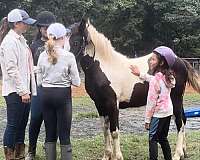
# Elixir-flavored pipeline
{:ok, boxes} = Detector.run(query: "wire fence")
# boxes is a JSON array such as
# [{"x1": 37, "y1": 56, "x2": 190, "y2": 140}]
[{"x1": 182, "y1": 58, "x2": 200, "y2": 73}]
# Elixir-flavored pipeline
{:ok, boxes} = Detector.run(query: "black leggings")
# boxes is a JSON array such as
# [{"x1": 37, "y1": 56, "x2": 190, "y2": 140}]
[
  {"x1": 41, "y1": 87, "x2": 72, "y2": 145},
  {"x1": 149, "y1": 116, "x2": 172, "y2": 160}
]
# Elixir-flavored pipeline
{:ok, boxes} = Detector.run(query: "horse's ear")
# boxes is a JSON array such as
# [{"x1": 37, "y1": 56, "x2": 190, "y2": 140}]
[
  {"x1": 79, "y1": 16, "x2": 87, "y2": 34},
  {"x1": 87, "y1": 18, "x2": 91, "y2": 25}
]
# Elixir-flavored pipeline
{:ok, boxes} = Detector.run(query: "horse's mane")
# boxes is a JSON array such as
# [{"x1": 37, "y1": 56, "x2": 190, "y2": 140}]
[{"x1": 87, "y1": 23, "x2": 128, "y2": 62}]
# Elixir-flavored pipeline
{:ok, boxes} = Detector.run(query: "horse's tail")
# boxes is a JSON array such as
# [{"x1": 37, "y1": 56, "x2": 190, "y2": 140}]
[{"x1": 182, "y1": 59, "x2": 200, "y2": 93}]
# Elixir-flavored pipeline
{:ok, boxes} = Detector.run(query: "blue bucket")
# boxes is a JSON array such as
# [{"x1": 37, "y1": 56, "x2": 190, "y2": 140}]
[{"x1": 184, "y1": 108, "x2": 200, "y2": 118}]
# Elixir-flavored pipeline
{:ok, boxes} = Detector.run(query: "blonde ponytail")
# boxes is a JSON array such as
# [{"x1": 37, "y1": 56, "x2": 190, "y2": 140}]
[
  {"x1": 46, "y1": 35, "x2": 58, "y2": 65},
  {"x1": 0, "y1": 17, "x2": 9, "y2": 45}
]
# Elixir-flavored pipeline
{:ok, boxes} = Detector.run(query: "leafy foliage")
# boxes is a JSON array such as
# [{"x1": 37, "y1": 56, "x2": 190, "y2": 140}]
[{"x1": 0, "y1": 0, "x2": 200, "y2": 57}]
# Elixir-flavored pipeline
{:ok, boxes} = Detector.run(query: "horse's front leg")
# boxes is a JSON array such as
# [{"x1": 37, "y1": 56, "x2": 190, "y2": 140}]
[
  {"x1": 109, "y1": 101, "x2": 123, "y2": 160},
  {"x1": 100, "y1": 116, "x2": 113, "y2": 160},
  {"x1": 111, "y1": 129, "x2": 123, "y2": 160}
]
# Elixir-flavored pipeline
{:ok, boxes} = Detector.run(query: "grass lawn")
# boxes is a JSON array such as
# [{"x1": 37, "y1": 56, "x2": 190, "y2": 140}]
[
  {"x1": 183, "y1": 93, "x2": 200, "y2": 106},
  {"x1": 0, "y1": 131, "x2": 199, "y2": 159},
  {"x1": 72, "y1": 131, "x2": 200, "y2": 160}
]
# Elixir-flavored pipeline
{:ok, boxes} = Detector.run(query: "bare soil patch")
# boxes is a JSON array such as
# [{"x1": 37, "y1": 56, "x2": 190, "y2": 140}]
[{"x1": 72, "y1": 83, "x2": 198, "y2": 97}]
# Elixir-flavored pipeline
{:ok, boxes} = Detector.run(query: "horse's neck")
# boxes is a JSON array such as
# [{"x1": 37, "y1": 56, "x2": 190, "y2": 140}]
[
  {"x1": 93, "y1": 50, "x2": 127, "y2": 64},
  {"x1": 89, "y1": 25, "x2": 115, "y2": 61},
  {"x1": 88, "y1": 25, "x2": 151, "y2": 73}
]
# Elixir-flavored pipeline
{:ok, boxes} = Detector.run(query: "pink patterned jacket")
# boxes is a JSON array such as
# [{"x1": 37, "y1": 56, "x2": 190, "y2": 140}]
[{"x1": 140, "y1": 72, "x2": 175, "y2": 123}]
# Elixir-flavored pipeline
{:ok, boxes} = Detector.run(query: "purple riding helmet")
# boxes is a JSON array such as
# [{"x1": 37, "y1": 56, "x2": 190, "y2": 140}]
[{"x1": 153, "y1": 46, "x2": 177, "y2": 68}]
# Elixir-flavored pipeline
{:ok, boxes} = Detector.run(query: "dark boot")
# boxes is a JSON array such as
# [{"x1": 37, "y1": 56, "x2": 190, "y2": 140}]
[
  {"x1": 60, "y1": 144, "x2": 72, "y2": 160},
  {"x1": 160, "y1": 139, "x2": 172, "y2": 160},
  {"x1": 4, "y1": 147, "x2": 15, "y2": 160},
  {"x1": 44, "y1": 142, "x2": 56, "y2": 160},
  {"x1": 149, "y1": 140, "x2": 158, "y2": 160},
  {"x1": 25, "y1": 145, "x2": 36, "y2": 160},
  {"x1": 15, "y1": 143, "x2": 25, "y2": 160}
]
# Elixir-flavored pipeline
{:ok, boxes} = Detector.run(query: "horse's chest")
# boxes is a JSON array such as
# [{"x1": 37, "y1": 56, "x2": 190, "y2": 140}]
[
  {"x1": 81, "y1": 56, "x2": 114, "y2": 99},
  {"x1": 85, "y1": 71, "x2": 110, "y2": 94}
]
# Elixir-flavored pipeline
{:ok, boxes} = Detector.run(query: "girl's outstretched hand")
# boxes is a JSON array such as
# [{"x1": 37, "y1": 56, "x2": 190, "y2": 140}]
[{"x1": 130, "y1": 65, "x2": 140, "y2": 76}]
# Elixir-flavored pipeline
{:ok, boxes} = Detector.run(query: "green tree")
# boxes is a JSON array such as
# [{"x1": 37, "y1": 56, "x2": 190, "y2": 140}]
[
  {"x1": 0, "y1": 0, "x2": 199, "y2": 57},
  {"x1": 142, "y1": 0, "x2": 200, "y2": 57},
  {"x1": 89, "y1": 0, "x2": 144, "y2": 56}
]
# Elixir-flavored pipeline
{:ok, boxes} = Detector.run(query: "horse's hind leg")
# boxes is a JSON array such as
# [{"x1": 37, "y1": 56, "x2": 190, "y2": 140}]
[
  {"x1": 172, "y1": 100, "x2": 186, "y2": 160},
  {"x1": 181, "y1": 108, "x2": 187, "y2": 158},
  {"x1": 173, "y1": 123, "x2": 185, "y2": 160},
  {"x1": 183, "y1": 126, "x2": 187, "y2": 158},
  {"x1": 100, "y1": 116, "x2": 113, "y2": 160}
]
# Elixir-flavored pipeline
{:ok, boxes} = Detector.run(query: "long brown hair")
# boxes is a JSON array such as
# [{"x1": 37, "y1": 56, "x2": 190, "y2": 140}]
[
  {"x1": 0, "y1": 17, "x2": 9, "y2": 45},
  {"x1": 153, "y1": 51, "x2": 175, "y2": 82},
  {"x1": 46, "y1": 35, "x2": 58, "y2": 65}
]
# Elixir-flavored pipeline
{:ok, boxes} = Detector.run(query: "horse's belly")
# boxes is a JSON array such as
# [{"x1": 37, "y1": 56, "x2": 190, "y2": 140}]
[
  {"x1": 109, "y1": 76, "x2": 144, "y2": 102},
  {"x1": 109, "y1": 82, "x2": 133, "y2": 102},
  {"x1": 119, "y1": 81, "x2": 149, "y2": 108},
  {"x1": 99, "y1": 58, "x2": 150, "y2": 105}
]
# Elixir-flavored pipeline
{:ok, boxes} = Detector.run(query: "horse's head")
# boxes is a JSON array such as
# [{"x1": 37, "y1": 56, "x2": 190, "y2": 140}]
[
  {"x1": 69, "y1": 21, "x2": 88, "y2": 71},
  {"x1": 79, "y1": 18, "x2": 96, "y2": 58},
  {"x1": 69, "y1": 22, "x2": 84, "y2": 59},
  {"x1": 70, "y1": 17, "x2": 115, "y2": 71},
  {"x1": 69, "y1": 17, "x2": 96, "y2": 59}
]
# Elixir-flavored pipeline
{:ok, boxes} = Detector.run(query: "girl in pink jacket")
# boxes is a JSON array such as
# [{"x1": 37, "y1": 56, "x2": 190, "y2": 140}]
[{"x1": 130, "y1": 46, "x2": 176, "y2": 160}]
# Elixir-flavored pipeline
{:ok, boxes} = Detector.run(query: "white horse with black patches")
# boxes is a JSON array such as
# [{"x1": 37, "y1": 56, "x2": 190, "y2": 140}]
[{"x1": 69, "y1": 19, "x2": 200, "y2": 160}]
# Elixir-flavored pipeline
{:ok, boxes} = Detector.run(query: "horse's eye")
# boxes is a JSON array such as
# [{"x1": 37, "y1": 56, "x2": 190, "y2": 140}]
[{"x1": 74, "y1": 41, "x2": 78, "y2": 46}]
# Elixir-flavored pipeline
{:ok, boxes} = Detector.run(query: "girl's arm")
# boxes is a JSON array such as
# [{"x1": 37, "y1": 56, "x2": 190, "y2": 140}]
[
  {"x1": 130, "y1": 65, "x2": 153, "y2": 82},
  {"x1": 145, "y1": 77, "x2": 160, "y2": 123},
  {"x1": 69, "y1": 55, "x2": 81, "y2": 87},
  {"x1": 139, "y1": 73, "x2": 154, "y2": 82}
]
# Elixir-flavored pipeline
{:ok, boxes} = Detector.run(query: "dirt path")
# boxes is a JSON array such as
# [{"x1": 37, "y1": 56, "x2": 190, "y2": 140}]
[{"x1": 71, "y1": 82, "x2": 199, "y2": 97}]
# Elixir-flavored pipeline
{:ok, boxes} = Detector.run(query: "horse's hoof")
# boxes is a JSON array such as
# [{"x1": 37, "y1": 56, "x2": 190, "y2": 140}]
[
  {"x1": 112, "y1": 158, "x2": 123, "y2": 160},
  {"x1": 180, "y1": 153, "x2": 186, "y2": 160},
  {"x1": 184, "y1": 153, "x2": 188, "y2": 158},
  {"x1": 173, "y1": 153, "x2": 184, "y2": 160},
  {"x1": 102, "y1": 150, "x2": 112, "y2": 160},
  {"x1": 173, "y1": 148, "x2": 185, "y2": 160},
  {"x1": 102, "y1": 156, "x2": 112, "y2": 160},
  {"x1": 172, "y1": 157, "x2": 179, "y2": 160},
  {"x1": 112, "y1": 154, "x2": 123, "y2": 160},
  {"x1": 183, "y1": 149, "x2": 188, "y2": 158}
]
